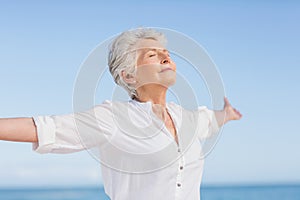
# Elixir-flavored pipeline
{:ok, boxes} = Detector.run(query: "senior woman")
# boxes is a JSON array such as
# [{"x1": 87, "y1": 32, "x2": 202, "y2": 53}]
[{"x1": 0, "y1": 28, "x2": 242, "y2": 200}]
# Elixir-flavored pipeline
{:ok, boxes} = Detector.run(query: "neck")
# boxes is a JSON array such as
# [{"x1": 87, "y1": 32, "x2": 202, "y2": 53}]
[{"x1": 135, "y1": 85, "x2": 167, "y2": 108}]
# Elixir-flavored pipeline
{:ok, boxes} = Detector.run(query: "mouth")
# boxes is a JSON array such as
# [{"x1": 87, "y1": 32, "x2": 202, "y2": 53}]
[{"x1": 160, "y1": 67, "x2": 174, "y2": 73}]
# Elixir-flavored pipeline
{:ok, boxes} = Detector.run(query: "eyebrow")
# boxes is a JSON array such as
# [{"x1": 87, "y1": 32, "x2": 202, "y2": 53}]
[{"x1": 144, "y1": 48, "x2": 169, "y2": 53}]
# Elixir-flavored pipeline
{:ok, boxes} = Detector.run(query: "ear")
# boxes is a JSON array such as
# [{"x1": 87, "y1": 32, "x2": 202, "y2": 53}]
[{"x1": 121, "y1": 70, "x2": 136, "y2": 84}]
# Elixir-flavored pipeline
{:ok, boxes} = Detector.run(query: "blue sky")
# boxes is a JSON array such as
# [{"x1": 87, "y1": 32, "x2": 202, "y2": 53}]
[{"x1": 0, "y1": 1, "x2": 299, "y2": 187}]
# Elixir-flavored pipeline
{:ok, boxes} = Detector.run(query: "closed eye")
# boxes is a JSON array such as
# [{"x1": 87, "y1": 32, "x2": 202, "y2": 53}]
[{"x1": 149, "y1": 54, "x2": 156, "y2": 57}]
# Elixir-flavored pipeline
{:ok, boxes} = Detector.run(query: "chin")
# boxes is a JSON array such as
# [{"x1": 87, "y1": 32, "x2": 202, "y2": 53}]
[{"x1": 162, "y1": 77, "x2": 176, "y2": 87}]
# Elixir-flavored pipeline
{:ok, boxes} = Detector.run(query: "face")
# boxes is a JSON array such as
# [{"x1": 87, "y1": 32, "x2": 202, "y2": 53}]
[{"x1": 133, "y1": 39, "x2": 176, "y2": 90}]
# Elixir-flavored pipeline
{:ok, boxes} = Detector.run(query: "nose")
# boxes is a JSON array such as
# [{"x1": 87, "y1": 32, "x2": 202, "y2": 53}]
[
  {"x1": 161, "y1": 58, "x2": 170, "y2": 64},
  {"x1": 160, "y1": 53, "x2": 171, "y2": 65}
]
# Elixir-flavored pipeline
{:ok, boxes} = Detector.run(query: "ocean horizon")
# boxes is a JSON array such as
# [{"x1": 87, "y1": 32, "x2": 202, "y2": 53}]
[{"x1": 0, "y1": 183, "x2": 300, "y2": 200}]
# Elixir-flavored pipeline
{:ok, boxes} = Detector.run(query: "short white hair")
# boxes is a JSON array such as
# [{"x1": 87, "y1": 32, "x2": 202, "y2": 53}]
[{"x1": 108, "y1": 28, "x2": 167, "y2": 99}]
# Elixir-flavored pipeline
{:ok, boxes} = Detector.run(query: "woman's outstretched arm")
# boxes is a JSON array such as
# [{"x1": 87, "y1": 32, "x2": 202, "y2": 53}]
[{"x1": 0, "y1": 118, "x2": 37, "y2": 142}]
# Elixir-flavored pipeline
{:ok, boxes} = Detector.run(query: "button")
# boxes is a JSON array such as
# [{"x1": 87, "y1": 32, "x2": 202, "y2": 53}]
[
  {"x1": 180, "y1": 166, "x2": 183, "y2": 170},
  {"x1": 177, "y1": 183, "x2": 181, "y2": 187},
  {"x1": 178, "y1": 148, "x2": 181, "y2": 152}
]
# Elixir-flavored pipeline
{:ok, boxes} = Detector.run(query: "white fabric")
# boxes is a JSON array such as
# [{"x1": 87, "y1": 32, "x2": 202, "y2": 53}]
[{"x1": 32, "y1": 99, "x2": 220, "y2": 200}]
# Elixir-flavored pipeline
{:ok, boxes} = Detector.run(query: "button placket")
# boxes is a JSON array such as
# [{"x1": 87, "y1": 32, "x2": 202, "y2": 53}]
[
  {"x1": 176, "y1": 156, "x2": 184, "y2": 190},
  {"x1": 168, "y1": 105, "x2": 184, "y2": 199},
  {"x1": 175, "y1": 125, "x2": 184, "y2": 191},
  {"x1": 178, "y1": 156, "x2": 184, "y2": 171},
  {"x1": 175, "y1": 162, "x2": 182, "y2": 200}
]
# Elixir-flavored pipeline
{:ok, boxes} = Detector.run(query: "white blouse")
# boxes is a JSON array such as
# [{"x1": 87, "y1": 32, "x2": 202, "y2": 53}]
[{"x1": 32, "y1": 99, "x2": 220, "y2": 200}]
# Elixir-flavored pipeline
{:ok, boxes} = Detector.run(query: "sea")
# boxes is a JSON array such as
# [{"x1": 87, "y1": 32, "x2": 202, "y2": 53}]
[{"x1": 0, "y1": 184, "x2": 299, "y2": 200}]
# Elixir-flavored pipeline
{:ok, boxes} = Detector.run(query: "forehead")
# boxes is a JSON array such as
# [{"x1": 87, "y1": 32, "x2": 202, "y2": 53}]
[{"x1": 134, "y1": 39, "x2": 166, "y2": 52}]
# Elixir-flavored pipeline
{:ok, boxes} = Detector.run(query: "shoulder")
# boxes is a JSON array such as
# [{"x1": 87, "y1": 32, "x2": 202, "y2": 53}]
[
  {"x1": 168, "y1": 101, "x2": 207, "y2": 113},
  {"x1": 93, "y1": 100, "x2": 137, "y2": 114}
]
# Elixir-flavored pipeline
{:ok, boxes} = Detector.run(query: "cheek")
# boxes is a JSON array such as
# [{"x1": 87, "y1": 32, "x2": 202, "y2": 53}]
[
  {"x1": 135, "y1": 65, "x2": 159, "y2": 82},
  {"x1": 138, "y1": 60, "x2": 155, "y2": 68}
]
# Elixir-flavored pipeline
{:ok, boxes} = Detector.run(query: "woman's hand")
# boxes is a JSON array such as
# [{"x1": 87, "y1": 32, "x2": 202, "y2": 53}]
[
  {"x1": 214, "y1": 97, "x2": 242, "y2": 127},
  {"x1": 223, "y1": 96, "x2": 242, "y2": 122}
]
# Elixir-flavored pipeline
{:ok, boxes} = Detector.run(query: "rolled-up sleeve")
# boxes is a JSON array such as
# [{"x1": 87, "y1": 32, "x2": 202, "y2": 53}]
[
  {"x1": 197, "y1": 106, "x2": 220, "y2": 140},
  {"x1": 32, "y1": 115, "x2": 57, "y2": 154},
  {"x1": 32, "y1": 100, "x2": 114, "y2": 154}
]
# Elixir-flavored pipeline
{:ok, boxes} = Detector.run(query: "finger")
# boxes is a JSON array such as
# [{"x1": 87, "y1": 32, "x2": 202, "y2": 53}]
[
  {"x1": 237, "y1": 113, "x2": 243, "y2": 119},
  {"x1": 236, "y1": 110, "x2": 242, "y2": 117},
  {"x1": 234, "y1": 108, "x2": 241, "y2": 115},
  {"x1": 233, "y1": 108, "x2": 242, "y2": 116}
]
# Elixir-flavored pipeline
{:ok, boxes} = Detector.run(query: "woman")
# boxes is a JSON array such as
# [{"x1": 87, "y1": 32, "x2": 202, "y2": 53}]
[{"x1": 0, "y1": 28, "x2": 242, "y2": 199}]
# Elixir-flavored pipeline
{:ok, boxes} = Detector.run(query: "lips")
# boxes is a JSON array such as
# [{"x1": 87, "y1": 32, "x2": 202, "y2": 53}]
[{"x1": 160, "y1": 67, "x2": 174, "y2": 72}]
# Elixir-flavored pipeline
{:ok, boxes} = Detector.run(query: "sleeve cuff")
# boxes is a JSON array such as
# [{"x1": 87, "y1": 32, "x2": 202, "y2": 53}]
[
  {"x1": 206, "y1": 109, "x2": 220, "y2": 135},
  {"x1": 198, "y1": 106, "x2": 220, "y2": 139},
  {"x1": 32, "y1": 116, "x2": 56, "y2": 154}
]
